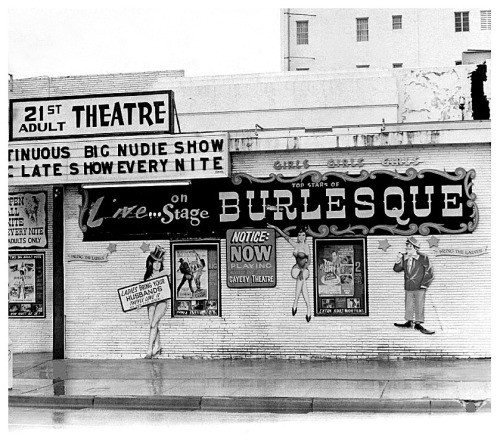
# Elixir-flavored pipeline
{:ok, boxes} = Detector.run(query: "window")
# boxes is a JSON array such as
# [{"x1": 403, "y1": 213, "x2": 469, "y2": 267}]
[
  {"x1": 296, "y1": 21, "x2": 308, "y2": 45},
  {"x1": 392, "y1": 15, "x2": 402, "y2": 30},
  {"x1": 356, "y1": 18, "x2": 369, "y2": 41},
  {"x1": 392, "y1": 63, "x2": 403, "y2": 68},
  {"x1": 455, "y1": 12, "x2": 469, "y2": 32},
  {"x1": 455, "y1": 60, "x2": 463, "y2": 65},
  {"x1": 296, "y1": 67, "x2": 310, "y2": 71},
  {"x1": 481, "y1": 10, "x2": 491, "y2": 30},
  {"x1": 356, "y1": 65, "x2": 370, "y2": 68}
]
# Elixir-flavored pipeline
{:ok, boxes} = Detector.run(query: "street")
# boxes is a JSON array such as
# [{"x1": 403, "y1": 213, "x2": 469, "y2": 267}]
[{"x1": 9, "y1": 406, "x2": 491, "y2": 438}]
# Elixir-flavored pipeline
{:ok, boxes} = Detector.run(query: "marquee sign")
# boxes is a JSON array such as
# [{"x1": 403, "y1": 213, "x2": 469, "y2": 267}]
[
  {"x1": 79, "y1": 168, "x2": 478, "y2": 240},
  {"x1": 8, "y1": 132, "x2": 229, "y2": 185},
  {"x1": 9, "y1": 91, "x2": 174, "y2": 141}
]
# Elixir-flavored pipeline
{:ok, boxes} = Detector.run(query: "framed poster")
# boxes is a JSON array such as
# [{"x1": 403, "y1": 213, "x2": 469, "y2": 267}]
[
  {"x1": 171, "y1": 242, "x2": 220, "y2": 317},
  {"x1": 8, "y1": 252, "x2": 45, "y2": 318},
  {"x1": 314, "y1": 238, "x2": 368, "y2": 316},
  {"x1": 8, "y1": 191, "x2": 48, "y2": 249}
]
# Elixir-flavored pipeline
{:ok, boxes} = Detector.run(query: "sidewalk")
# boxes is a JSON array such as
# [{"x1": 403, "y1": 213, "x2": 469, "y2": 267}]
[{"x1": 8, "y1": 353, "x2": 491, "y2": 413}]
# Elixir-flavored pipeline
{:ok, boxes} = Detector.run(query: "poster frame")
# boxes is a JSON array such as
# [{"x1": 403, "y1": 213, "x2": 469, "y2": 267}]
[
  {"x1": 170, "y1": 241, "x2": 221, "y2": 318},
  {"x1": 226, "y1": 228, "x2": 277, "y2": 289},
  {"x1": 8, "y1": 251, "x2": 46, "y2": 318},
  {"x1": 313, "y1": 237, "x2": 369, "y2": 317},
  {"x1": 8, "y1": 190, "x2": 48, "y2": 249}
]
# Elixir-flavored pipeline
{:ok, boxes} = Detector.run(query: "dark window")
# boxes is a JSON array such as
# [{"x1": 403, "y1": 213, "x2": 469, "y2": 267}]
[
  {"x1": 392, "y1": 15, "x2": 402, "y2": 30},
  {"x1": 455, "y1": 60, "x2": 463, "y2": 65},
  {"x1": 297, "y1": 21, "x2": 309, "y2": 45},
  {"x1": 393, "y1": 63, "x2": 403, "y2": 68},
  {"x1": 480, "y1": 10, "x2": 491, "y2": 30},
  {"x1": 455, "y1": 12, "x2": 470, "y2": 32},
  {"x1": 356, "y1": 65, "x2": 370, "y2": 69},
  {"x1": 357, "y1": 18, "x2": 369, "y2": 41}
]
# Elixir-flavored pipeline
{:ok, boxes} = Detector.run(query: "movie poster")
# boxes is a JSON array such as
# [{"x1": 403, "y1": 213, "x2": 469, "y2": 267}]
[
  {"x1": 8, "y1": 192, "x2": 48, "y2": 249},
  {"x1": 171, "y1": 242, "x2": 220, "y2": 317},
  {"x1": 314, "y1": 238, "x2": 367, "y2": 316},
  {"x1": 8, "y1": 253, "x2": 45, "y2": 318}
]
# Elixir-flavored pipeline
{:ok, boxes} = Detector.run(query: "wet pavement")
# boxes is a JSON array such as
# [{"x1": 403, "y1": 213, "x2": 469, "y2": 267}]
[{"x1": 9, "y1": 353, "x2": 491, "y2": 413}]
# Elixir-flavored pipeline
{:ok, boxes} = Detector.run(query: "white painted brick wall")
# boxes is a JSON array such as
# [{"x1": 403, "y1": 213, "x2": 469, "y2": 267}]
[{"x1": 60, "y1": 143, "x2": 490, "y2": 359}]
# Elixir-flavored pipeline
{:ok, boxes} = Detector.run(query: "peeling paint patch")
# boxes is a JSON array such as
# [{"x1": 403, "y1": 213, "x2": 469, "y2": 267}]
[{"x1": 400, "y1": 67, "x2": 473, "y2": 123}]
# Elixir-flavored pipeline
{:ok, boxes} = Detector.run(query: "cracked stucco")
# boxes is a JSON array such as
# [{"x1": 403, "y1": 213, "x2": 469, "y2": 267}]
[{"x1": 398, "y1": 64, "x2": 488, "y2": 123}]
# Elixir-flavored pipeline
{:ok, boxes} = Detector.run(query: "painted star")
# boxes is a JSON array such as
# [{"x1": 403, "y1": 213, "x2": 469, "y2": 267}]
[
  {"x1": 378, "y1": 239, "x2": 391, "y2": 252},
  {"x1": 140, "y1": 242, "x2": 150, "y2": 253},
  {"x1": 427, "y1": 236, "x2": 440, "y2": 248},
  {"x1": 107, "y1": 243, "x2": 117, "y2": 253}
]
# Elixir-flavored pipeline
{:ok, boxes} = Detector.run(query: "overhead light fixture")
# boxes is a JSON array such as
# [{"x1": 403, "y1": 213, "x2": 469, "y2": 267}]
[{"x1": 81, "y1": 180, "x2": 191, "y2": 189}]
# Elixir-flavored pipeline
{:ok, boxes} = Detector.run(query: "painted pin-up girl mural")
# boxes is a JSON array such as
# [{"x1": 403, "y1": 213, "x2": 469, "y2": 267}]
[
  {"x1": 143, "y1": 245, "x2": 170, "y2": 358},
  {"x1": 267, "y1": 224, "x2": 312, "y2": 322}
]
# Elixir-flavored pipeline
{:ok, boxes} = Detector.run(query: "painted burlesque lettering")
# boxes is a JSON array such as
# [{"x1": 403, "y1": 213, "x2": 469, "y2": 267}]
[
  {"x1": 219, "y1": 185, "x2": 463, "y2": 224},
  {"x1": 79, "y1": 169, "x2": 477, "y2": 240}
]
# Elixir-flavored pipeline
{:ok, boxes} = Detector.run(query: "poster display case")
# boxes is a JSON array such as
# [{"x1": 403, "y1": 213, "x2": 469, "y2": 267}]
[
  {"x1": 171, "y1": 242, "x2": 220, "y2": 317},
  {"x1": 314, "y1": 238, "x2": 368, "y2": 316},
  {"x1": 8, "y1": 252, "x2": 45, "y2": 318}
]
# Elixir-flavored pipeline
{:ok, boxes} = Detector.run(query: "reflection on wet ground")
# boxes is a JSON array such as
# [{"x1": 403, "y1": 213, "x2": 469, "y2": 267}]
[
  {"x1": 10, "y1": 353, "x2": 491, "y2": 404},
  {"x1": 9, "y1": 406, "x2": 492, "y2": 432}
]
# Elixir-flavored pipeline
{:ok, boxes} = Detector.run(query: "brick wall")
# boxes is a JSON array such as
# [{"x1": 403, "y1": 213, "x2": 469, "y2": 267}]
[{"x1": 61, "y1": 143, "x2": 490, "y2": 359}]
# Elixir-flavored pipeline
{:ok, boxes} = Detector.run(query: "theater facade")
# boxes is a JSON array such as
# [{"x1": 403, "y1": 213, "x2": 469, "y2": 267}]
[{"x1": 8, "y1": 66, "x2": 490, "y2": 359}]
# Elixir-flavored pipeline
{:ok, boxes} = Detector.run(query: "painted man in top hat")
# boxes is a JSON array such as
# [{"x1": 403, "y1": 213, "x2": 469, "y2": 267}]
[{"x1": 393, "y1": 236, "x2": 435, "y2": 335}]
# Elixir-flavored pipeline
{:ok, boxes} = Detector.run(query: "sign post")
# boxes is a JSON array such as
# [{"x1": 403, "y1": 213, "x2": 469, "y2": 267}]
[{"x1": 8, "y1": 336, "x2": 13, "y2": 390}]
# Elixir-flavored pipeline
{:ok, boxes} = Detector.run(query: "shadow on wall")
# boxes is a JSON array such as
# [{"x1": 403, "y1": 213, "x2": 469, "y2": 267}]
[{"x1": 469, "y1": 63, "x2": 490, "y2": 120}]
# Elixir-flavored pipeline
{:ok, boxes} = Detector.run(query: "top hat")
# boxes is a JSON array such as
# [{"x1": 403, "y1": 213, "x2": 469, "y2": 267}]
[
  {"x1": 150, "y1": 245, "x2": 165, "y2": 261},
  {"x1": 406, "y1": 237, "x2": 420, "y2": 249}
]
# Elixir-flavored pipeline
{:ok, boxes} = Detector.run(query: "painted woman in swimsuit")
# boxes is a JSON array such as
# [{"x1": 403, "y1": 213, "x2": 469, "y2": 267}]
[
  {"x1": 143, "y1": 245, "x2": 169, "y2": 358},
  {"x1": 267, "y1": 224, "x2": 312, "y2": 322}
]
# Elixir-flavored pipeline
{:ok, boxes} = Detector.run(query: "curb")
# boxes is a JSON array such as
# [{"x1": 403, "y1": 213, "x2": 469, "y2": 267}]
[
  {"x1": 313, "y1": 398, "x2": 431, "y2": 413},
  {"x1": 201, "y1": 397, "x2": 313, "y2": 413},
  {"x1": 8, "y1": 394, "x2": 491, "y2": 413},
  {"x1": 94, "y1": 395, "x2": 201, "y2": 411},
  {"x1": 9, "y1": 395, "x2": 94, "y2": 409}
]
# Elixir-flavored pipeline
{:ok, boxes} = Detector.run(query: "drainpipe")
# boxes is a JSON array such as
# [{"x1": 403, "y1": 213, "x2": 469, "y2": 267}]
[{"x1": 287, "y1": 8, "x2": 291, "y2": 71}]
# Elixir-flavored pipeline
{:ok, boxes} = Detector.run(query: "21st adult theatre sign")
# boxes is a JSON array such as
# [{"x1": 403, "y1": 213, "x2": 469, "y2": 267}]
[
  {"x1": 79, "y1": 168, "x2": 478, "y2": 240},
  {"x1": 9, "y1": 91, "x2": 174, "y2": 141}
]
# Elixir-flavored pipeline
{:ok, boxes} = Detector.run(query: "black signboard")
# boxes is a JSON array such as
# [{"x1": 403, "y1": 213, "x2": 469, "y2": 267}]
[{"x1": 79, "y1": 168, "x2": 477, "y2": 241}]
